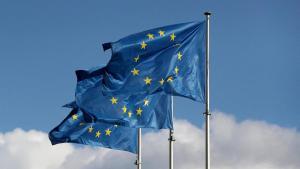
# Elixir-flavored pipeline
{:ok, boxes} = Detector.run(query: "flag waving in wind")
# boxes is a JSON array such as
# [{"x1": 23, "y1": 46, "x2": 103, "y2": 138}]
[
  {"x1": 102, "y1": 21, "x2": 206, "y2": 102},
  {"x1": 72, "y1": 67, "x2": 173, "y2": 129},
  {"x1": 49, "y1": 20, "x2": 207, "y2": 156},
  {"x1": 49, "y1": 108, "x2": 137, "y2": 153}
]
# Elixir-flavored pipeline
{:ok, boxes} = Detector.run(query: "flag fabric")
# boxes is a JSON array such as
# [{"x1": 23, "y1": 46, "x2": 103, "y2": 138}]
[
  {"x1": 102, "y1": 21, "x2": 206, "y2": 102},
  {"x1": 49, "y1": 108, "x2": 137, "y2": 154},
  {"x1": 73, "y1": 66, "x2": 173, "y2": 129}
]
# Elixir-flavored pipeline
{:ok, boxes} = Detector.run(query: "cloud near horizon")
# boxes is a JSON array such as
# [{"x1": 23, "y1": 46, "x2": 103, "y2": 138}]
[{"x1": 0, "y1": 112, "x2": 299, "y2": 169}]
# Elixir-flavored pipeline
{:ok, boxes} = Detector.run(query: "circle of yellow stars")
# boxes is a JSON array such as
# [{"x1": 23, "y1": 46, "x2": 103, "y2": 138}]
[
  {"x1": 134, "y1": 29, "x2": 182, "y2": 87},
  {"x1": 108, "y1": 28, "x2": 185, "y2": 121}
]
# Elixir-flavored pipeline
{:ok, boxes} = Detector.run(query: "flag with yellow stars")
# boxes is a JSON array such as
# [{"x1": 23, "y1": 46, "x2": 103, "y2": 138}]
[
  {"x1": 71, "y1": 66, "x2": 173, "y2": 129},
  {"x1": 49, "y1": 108, "x2": 137, "y2": 153},
  {"x1": 102, "y1": 21, "x2": 206, "y2": 102}
]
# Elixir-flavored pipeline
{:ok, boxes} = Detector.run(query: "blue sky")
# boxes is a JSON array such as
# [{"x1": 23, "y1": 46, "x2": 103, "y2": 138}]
[{"x1": 0, "y1": 0, "x2": 299, "y2": 132}]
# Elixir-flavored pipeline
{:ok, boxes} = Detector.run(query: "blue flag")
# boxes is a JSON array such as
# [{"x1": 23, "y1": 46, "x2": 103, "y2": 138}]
[
  {"x1": 102, "y1": 21, "x2": 206, "y2": 102},
  {"x1": 49, "y1": 108, "x2": 137, "y2": 154},
  {"x1": 72, "y1": 67, "x2": 173, "y2": 129}
]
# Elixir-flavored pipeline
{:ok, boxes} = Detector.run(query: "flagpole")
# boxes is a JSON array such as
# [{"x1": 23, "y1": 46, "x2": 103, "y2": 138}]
[
  {"x1": 136, "y1": 128, "x2": 142, "y2": 169},
  {"x1": 204, "y1": 12, "x2": 211, "y2": 169},
  {"x1": 169, "y1": 96, "x2": 175, "y2": 169}
]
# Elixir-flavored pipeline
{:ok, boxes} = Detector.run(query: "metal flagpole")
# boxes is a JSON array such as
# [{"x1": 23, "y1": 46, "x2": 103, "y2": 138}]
[
  {"x1": 135, "y1": 128, "x2": 142, "y2": 169},
  {"x1": 204, "y1": 12, "x2": 211, "y2": 169},
  {"x1": 169, "y1": 96, "x2": 175, "y2": 169}
]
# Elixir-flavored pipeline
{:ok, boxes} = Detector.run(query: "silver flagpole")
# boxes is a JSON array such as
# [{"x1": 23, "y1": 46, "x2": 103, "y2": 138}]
[
  {"x1": 135, "y1": 128, "x2": 142, "y2": 169},
  {"x1": 169, "y1": 96, "x2": 175, "y2": 169},
  {"x1": 204, "y1": 12, "x2": 211, "y2": 169}
]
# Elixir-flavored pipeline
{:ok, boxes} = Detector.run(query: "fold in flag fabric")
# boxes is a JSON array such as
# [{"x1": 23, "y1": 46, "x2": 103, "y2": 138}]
[
  {"x1": 49, "y1": 108, "x2": 137, "y2": 154},
  {"x1": 73, "y1": 67, "x2": 173, "y2": 129},
  {"x1": 102, "y1": 21, "x2": 206, "y2": 102}
]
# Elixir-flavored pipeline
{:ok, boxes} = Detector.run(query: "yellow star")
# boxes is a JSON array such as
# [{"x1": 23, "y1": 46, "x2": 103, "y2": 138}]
[
  {"x1": 131, "y1": 68, "x2": 139, "y2": 76},
  {"x1": 141, "y1": 41, "x2": 147, "y2": 49},
  {"x1": 110, "y1": 97, "x2": 118, "y2": 104},
  {"x1": 175, "y1": 66, "x2": 179, "y2": 75},
  {"x1": 122, "y1": 105, "x2": 127, "y2": 113},
  {"x1": 147, "y1": 33, "x2": 154, "y2": 40},
  {"x1": 128, "y1": 111, "x2": 132, "y2": 118},
  {"x1": 158, "y1": 30, "x2": 165, "y2": 36},
  {"x1": 95, "y1": 131, "x2": 101, "y2": 138},
  {"x1": 143, "y1": 99, "x2": 149, "y2": 106},
  {"x1": 105, "y1": 129, "x2": 112, "y2": 136},
  {"x1": 144, "y1": 77, "x2": 152, "y2": 85},
  {"x1": 88, "y1": 126, "x2": 94, "y2": 133},
  {"x1": 170, "y1": 33, "x2": 176, "y2": 41},
  {"x1": 159, "y1": 78, "x2": 164, "y2": 85},
  {"x1": 72, "y1": 114, "x2": 78, "y2": 121},
  {"x1": 167, "y1": 76, "x2": 173, "y2": 82},
  {"x1": 134, "y1": 55, "x2": 140, "y2": 62},
  {"x1": 177, "y1": 52, "x2": 183, "y2": 60},
  {"x1": 136, "y1": 107, "x2": 143, "y2": 116}
]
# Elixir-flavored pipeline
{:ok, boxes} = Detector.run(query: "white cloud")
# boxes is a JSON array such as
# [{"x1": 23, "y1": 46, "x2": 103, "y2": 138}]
[
  {"x1": 0, "y1": 129, "x2": 73, "y2": 169},
  {"x1": 0, "y1": 112, "x2": 299, "y2": 169}
]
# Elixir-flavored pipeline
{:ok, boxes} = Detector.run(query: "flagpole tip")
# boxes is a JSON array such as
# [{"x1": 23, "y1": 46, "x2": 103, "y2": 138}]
[{"x1": 204, "y1": 12, "x2": 211, "y2": 16}]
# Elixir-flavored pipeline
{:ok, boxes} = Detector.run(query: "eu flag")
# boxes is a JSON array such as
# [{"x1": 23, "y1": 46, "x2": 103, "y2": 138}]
[
  {"x1": 49, "y1": 108, "x2": 137, "y2": 153},
  {"x1": 102, "y1": 21, "x2": 206, "y2": 102},
  {"x1": 72, "y1": 67, "x2": 173, "y2": 129}
]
